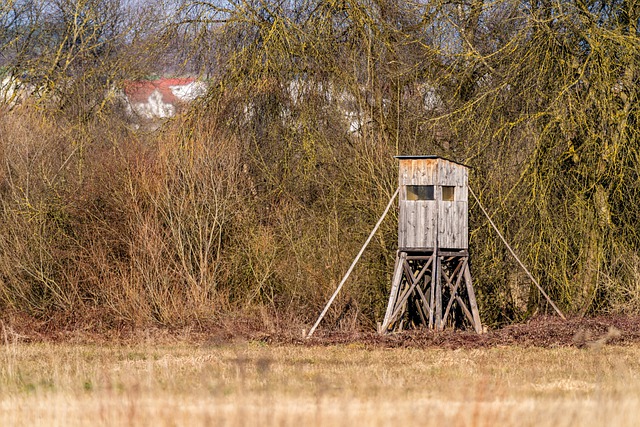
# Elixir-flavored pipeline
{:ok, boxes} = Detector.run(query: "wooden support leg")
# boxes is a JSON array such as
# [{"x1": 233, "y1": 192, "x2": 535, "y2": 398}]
[
  {"x1": 429, "y1": 253, "x2": 436, "y2": 329},
  {"x1": 435, "y1": 255, "x2": 443, "y2": 331},
  {"x1": 381, "y1": 252, "x2": 406, "y2": 333},
  {"x1": 383, "y1": 251, "x2": 481, "y2": 334},
  {"x1": 455, "y1": 294, "x2": 476, "y2": 325},
  {"x1": 388, "y1": 256, "x2": 432, "y2": 326},
  {"x1": 463, "y1": 262, "x2": 483, "y2": 333}
]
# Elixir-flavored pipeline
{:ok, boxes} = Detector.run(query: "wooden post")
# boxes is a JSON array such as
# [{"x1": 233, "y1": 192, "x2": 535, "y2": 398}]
[
  {"x1": 463, "y1": 263, "x2": 482, "y2": 333},
  {"x1": 429, "y1": 252, "x2": 435, "y2": 329},
  {"x1": 435, "y1": 255, "x2": 443, "y2": 330},
  {"x1": 382, "y1": 251, "x2": 406, "y2": 331}
]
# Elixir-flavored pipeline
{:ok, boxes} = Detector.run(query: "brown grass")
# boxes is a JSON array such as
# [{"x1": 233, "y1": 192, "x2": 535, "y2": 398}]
[
  {"x1": 0, "y1": 341, "x2": 639, "y2": 426},
  {"x1": 2, "y1": 0, "x2": 640, "y2": 333},
  {"x1": 0, "y1": 104, "x2": 396, "y2": 331}
]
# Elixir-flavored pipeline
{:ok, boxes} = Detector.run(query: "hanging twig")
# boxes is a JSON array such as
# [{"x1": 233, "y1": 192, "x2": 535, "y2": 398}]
[
  {"x1": 469, "y1": 187, "x2": 566, "y2": 320},
  {"x1": 306, "y1": 187, "x2": 400, "y2": 338}
]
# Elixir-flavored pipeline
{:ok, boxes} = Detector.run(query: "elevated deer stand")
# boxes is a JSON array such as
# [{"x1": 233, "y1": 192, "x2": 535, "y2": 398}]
[
  {"x1": 307, "y1": 155, "x2": 563, "y2": 339},
  {"x1": 380, "y1": 156, "x2": 482, "y2": 334}
]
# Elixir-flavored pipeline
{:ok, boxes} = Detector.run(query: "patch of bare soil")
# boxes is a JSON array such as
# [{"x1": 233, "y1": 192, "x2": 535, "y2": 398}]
[
  {"x1": 2, "y1": 312, "x2": 640, "y2": 349},
  {"x1": 293, "y1": 315, "x2": 640, "y2": 349}
]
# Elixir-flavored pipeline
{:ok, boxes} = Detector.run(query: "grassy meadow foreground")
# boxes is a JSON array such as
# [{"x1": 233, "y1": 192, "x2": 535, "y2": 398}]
[{"x1": 0, "y1": 341, "x2": 639, "y2": 426}]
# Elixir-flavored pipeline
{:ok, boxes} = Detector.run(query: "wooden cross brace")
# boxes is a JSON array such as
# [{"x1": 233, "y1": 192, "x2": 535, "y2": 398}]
[{"x1": 381, "y1": 252, "x2": 482, "y2": 334}]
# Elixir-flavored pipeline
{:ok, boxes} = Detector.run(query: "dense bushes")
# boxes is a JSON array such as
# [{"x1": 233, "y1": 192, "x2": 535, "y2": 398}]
[
  {"x1": 0, "y1": 108, "x2": 397, "y2": 330},
  {"x1": 0, "y1": 0, "x2": 639, "y2": 331}
]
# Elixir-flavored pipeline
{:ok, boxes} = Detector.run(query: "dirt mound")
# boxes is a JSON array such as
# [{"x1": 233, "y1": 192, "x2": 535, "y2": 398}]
[
  {"x1": 285, "y1": 315, "x2": 640, "y2": 349},
  {"x1": 3, "y1": 313, "x2": 640, "y2": 348}
]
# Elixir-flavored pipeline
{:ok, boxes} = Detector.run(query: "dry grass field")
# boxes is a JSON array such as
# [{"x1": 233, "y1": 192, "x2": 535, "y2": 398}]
[{"x1": 1, "y1": 338, "x2": 639, "y2": 426}]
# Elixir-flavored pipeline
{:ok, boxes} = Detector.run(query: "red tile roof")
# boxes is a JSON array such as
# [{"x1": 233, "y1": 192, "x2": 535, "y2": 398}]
[{"x1": 123, "y1": 78, "x2": 197, "y2": 105}]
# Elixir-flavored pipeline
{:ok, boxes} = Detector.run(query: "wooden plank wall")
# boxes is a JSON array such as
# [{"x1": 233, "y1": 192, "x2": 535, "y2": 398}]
[
  {"x1": 437, "y1": 159, "x2": 468, "y2": 249},
  {"x1": 398, "y1": 159, "x2": 437, "y2": 249},
  {"x1": 398, "y1": 158, "x2": 468, "y2": 250}
]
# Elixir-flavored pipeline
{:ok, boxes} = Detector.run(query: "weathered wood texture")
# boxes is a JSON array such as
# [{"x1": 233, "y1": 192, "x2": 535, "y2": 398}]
[
  {"x1": 384, "y1": 157, "x2": 480, "y2": 334},
  {"x1": 398, "y1": 157, "x2": 468, "y2": 250},
  {"x1": 381, "y1": 250, "x2": 482, "y2": 334}
]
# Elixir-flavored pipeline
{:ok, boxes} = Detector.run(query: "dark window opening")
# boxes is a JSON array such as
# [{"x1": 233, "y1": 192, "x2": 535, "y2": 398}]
[
  {"x1": 442, "y1": 186, "x2": 455, "y2": 201},
  {"x1": 406, "y1": 185, "x2": 434, "y2": 201}
]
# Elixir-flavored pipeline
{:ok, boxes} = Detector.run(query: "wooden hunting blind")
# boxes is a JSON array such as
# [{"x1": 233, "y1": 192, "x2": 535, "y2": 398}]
[
  {"x1": 381, "y1": 156, "x2": 482, "y2": 334},
  {"x1": 308, "y1": 155, "x2": 562, "y2": 339}
]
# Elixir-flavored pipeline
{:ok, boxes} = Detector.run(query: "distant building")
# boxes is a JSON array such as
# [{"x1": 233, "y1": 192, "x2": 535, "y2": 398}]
[{"x1": 119, "y1": 77, "x2": 208, "y2": 121}]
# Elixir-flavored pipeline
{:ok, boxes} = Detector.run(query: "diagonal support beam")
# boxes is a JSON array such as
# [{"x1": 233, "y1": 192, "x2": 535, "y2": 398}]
[
  {"x1": 307, "y1": 187, "x2": 400, "y2": 338},
  {"x1": 442, "y1": 258, "x2": 468, "y2": 324},
  {"x1": 469, "y1": 187, "x2": 565, "y2": 320}
]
